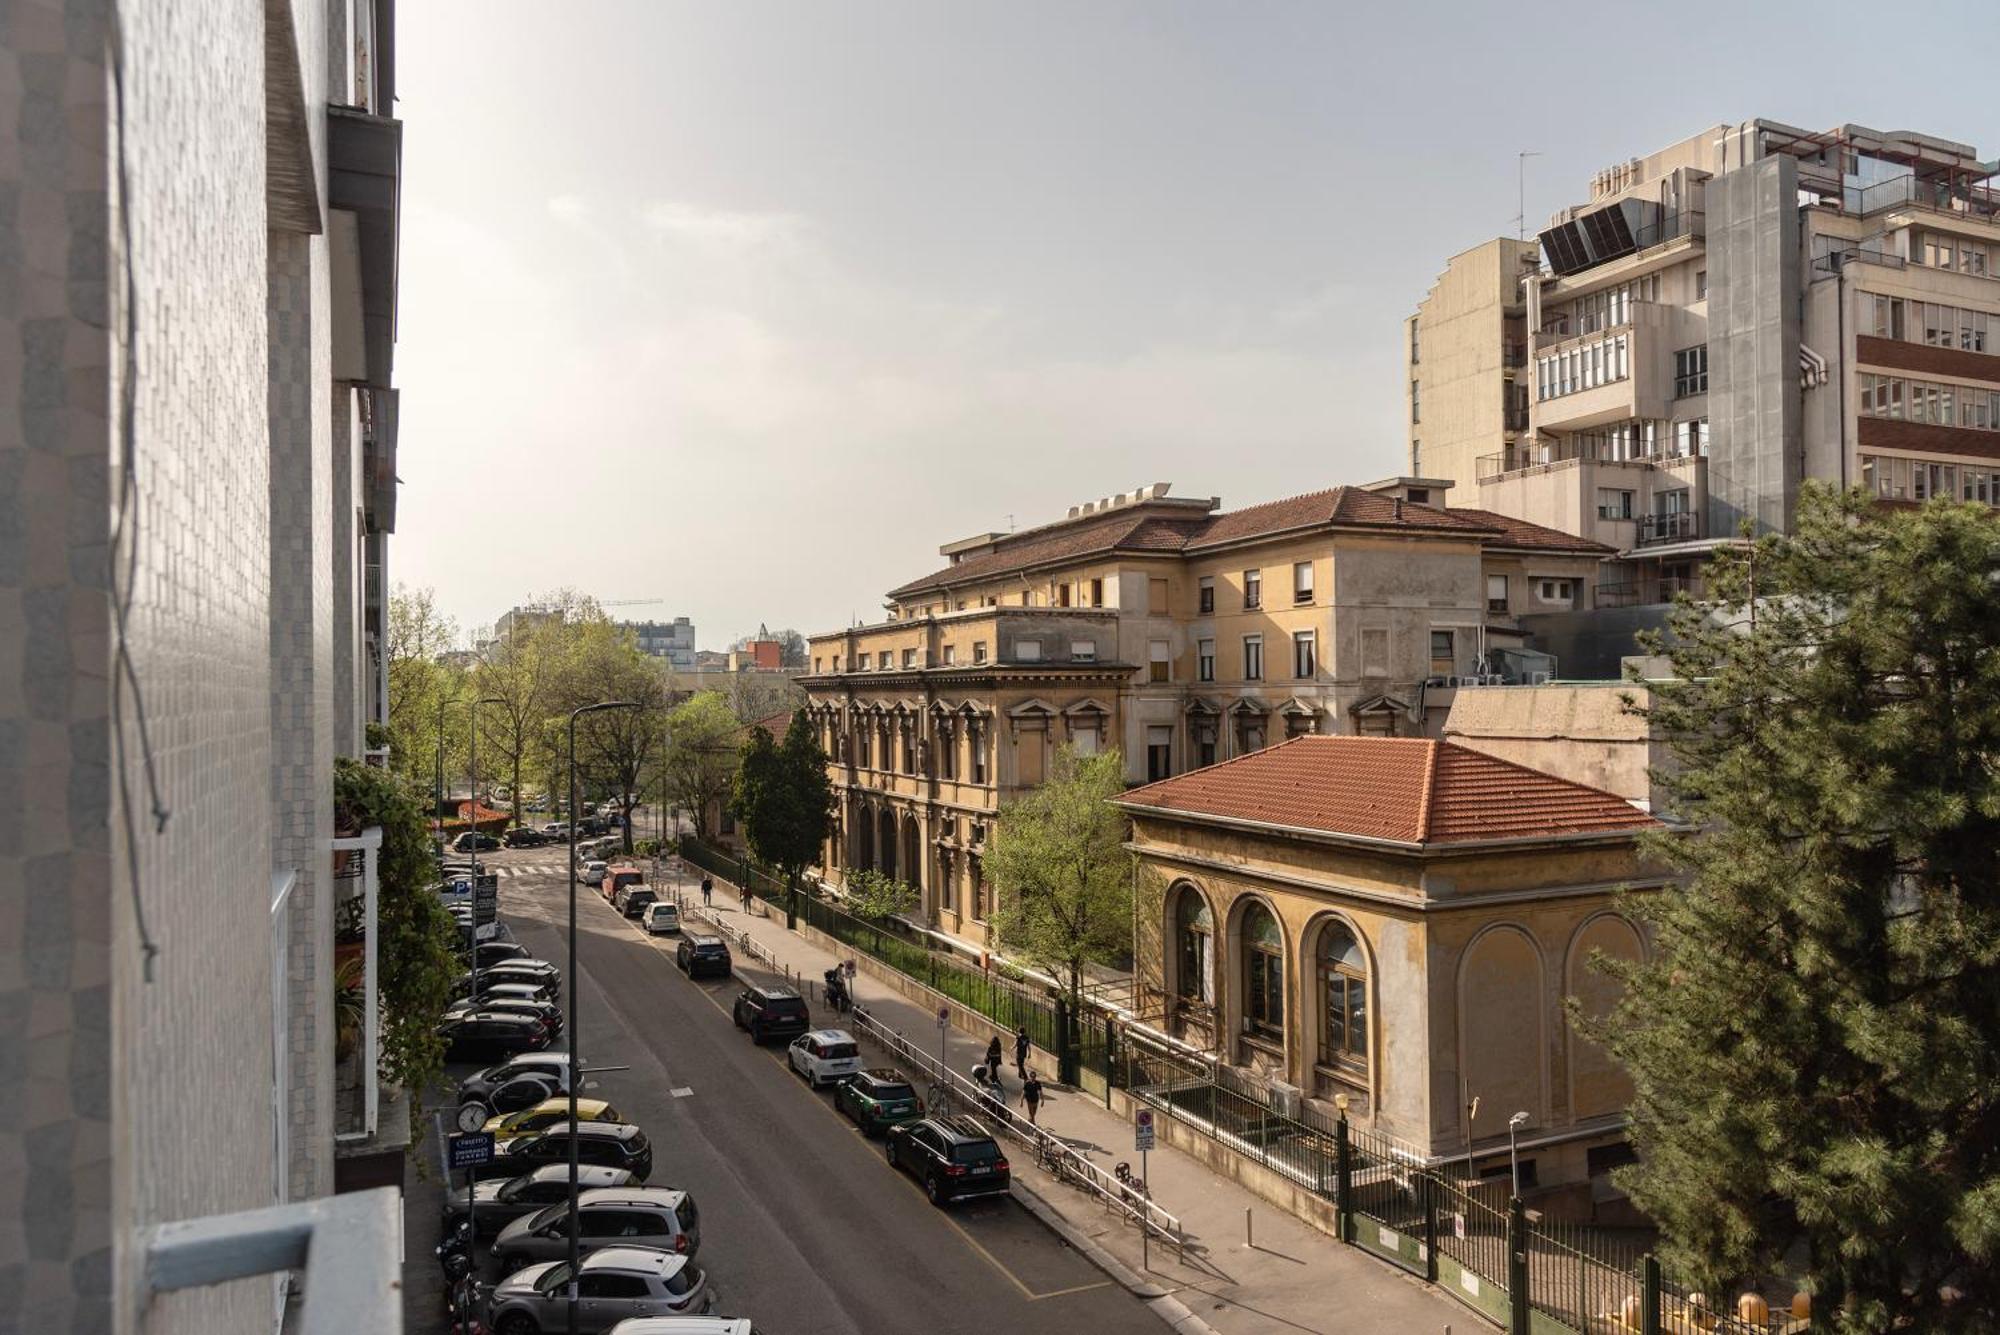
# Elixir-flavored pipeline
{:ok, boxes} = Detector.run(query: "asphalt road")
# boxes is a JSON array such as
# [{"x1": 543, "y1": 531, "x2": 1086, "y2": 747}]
[{"x1": 404, "y1": 847, "x2": 1164, "y2": 1335}]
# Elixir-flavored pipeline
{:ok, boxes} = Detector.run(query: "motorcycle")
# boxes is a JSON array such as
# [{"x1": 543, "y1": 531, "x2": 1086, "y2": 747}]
[{"x1": 436, "y1": 1216, "x2": 473, "y2": 1287}]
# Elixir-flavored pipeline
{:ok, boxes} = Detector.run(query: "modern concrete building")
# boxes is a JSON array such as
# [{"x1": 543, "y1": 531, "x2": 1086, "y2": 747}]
[
  {"x1": 799, "y1": 481, "x2": 1607, "y2": 947},
  {"x1": 1405, "y1": 237, "x2": 1540, "y2": 490},
  {"x1": 1, "y1": 1, "x2": 407, "y2": 1330},
  {"x1": 1116, "y1": 735, "x2": 1665, "y2": 1201},
  {"x1": 625, "y1": 615, "x2": 698, "y2": 669},
  {"x1": 1414, "y1": 120, "x2": 2000, "y2": 611}
]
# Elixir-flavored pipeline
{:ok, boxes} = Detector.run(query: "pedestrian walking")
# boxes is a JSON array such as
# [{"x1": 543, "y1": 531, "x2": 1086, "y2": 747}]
[
  {"x1": 1013, "y1": 1025, "x2": 1030, "y2": 1079},
  {"x1": 700, "y1": 875, "x2": 713, "y2": 907},
  {"x1": 985, "y1": 1034, "x2": 1003, "y2": 1077},
  {"x1": 1023, "y1": 1071, "x2": 1044, "y2": 1126}
]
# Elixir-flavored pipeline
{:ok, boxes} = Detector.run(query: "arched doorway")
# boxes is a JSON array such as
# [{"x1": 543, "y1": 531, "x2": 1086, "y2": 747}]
[
  {"x1": 1166, "y1": 881, "x2": 1217, "y2": 1049},
  {"x1": 854, "y1": 806, "x2": 876, "y2": 873},
  {"x1": 900, "y1": 818, "x2": 921, "y2": 898}
]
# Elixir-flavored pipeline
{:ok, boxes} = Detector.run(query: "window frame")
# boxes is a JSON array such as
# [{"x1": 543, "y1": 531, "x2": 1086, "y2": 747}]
[
  {"x1": 1241, "y1": 903, "x2": 1285, "y2": 1040},
  {"x1": 1292, "y1": 629, "x2": 1316, "y2": 679},
  {"x1": 1243, "y1": 569, "x2": 1262, "y2": 610},
  {"x1": 1292, "y1": 561, "x2": 1314, "y2": 605},
  {"x1": 1242, "y1": 634, "x2": 1264, "y2": 682},
  {"x1": 1316, "y1": 922, "x2": 1368, "y2": 1071}
]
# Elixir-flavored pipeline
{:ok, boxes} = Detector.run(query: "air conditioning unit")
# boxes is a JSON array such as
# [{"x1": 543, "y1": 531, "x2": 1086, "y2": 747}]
[
  {"x1": 1530, "y1": 671, "x2": 1553, "y2": 685},
  {"x1": 1423, "y1": 675, "x2": 1450, "y2": 689},
  {"x1": 1268, "y1": 1080, "x2": 1303, "y2": 1119}
]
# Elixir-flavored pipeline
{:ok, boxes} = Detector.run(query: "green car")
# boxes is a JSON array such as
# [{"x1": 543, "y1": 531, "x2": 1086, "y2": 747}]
[{"x1": 834, "y1": 1068, "x2": 925, "y2": 1135}]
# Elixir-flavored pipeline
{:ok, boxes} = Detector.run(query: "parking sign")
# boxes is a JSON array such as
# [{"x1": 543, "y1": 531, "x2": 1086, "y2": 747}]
[{"x1": 1134, "y1": 1108, "x2": 1156, "y2": 1152}]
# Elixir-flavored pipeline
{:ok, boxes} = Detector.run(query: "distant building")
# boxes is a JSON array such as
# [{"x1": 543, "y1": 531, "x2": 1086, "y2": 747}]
[
  {"x1": 730, "y1": 638, "x2": 782, "y2": 671},
  {"x1": 493, "y1": 605, "x2": 561, "y2": 640},
  {"x1": 625, "y1": 616, "x2": 697, "y2": 669}
]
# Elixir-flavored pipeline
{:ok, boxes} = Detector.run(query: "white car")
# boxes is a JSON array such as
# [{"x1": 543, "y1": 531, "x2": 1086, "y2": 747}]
[
  {"x1": 787, "y1": 1029, "x2": 863, "y2": 1089},
  {"x1": 582, "y1": 859, "x2": 609, "y2": 887},
  {"x1": 609, "y1": 1319, "x2": 755, "y2": 1335},
  {"x1": 644, "y1": 902, "x2": 682, "y2": 936},
  {"x1": 486, "y1": 1248, "x2": 713, "y2": 1330}
]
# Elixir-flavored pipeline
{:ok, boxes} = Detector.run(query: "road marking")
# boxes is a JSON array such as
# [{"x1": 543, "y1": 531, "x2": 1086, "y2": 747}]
[
  {"x1": 671, "y1": 1087, "x2": 694, "y2": 1098},
  {"x1": 1028, "y1": 1280, "x2": 1113, "y2": 1301}
]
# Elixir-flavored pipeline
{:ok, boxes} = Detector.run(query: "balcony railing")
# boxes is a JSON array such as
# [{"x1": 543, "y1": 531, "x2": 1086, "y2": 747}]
[
  {"x1": 1638, "y1": 511, "x2": 1701, "y2": 544},
  {"x1": 1596, "y1": 576, "x2": 1690, "y2": 608},
  {"x1": 1502, "y1": 341, "x2": 1528, "y2": 369},
  {"x1": 1535, "y1": 298, "x2": 1660, "y2": 344},
  {"x1": 1841, "y1": 174, "x2": 2000, "y2": 225}
]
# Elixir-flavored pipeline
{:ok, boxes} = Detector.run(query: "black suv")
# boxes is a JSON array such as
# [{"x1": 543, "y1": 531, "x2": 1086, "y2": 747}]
[
  {"x1": 494, "y1": 1122, "x2": 654, "y2": 1182},
  {"x1": 438, "y1": 1010, "x2": 552, "y2": 1062},
  {"x1": 732, "y1": 985, "x2": 811, "y2": 1044},
  {"x1": 452, "y1": 832, "x2": 502, "y2": 853},
  {"x1": 503, "y1": 827, "x2": 548, "y2": 848},
  {"x1": 886, "y1": 1115, "x2": 1011, "y2": 1206},
  {"x1": 620, "y1": 888, "x2": 658, "y2": 920},
  {"x1": 676, "y1": 934, "x2": 732, "y2": 979}
]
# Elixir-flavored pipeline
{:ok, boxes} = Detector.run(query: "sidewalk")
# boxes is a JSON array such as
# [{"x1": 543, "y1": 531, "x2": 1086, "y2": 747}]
[{"x1": 667, "y1": 858, "x2": 1472, "y2": 1335}]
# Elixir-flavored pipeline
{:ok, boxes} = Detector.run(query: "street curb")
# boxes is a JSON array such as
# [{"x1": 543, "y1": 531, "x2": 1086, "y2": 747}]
[{"x1": 1010, "y1": 1178, "x2": 1220, "y2": 1335}]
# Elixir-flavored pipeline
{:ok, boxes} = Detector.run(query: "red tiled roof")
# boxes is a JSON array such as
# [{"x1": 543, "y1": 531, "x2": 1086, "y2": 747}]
[
  {"x1": 1116, "y1": 735, "x2": 1656, "y2": 846},
  {"x1": 744, "y1": 709, "x2": 797, "y2": 738},
  {"x1": 1447, "y1": 508, "x2": 1617, "y2": 555},
  {"x1": 887, "y1": 487, "x2": 1523, "y2": 598}
]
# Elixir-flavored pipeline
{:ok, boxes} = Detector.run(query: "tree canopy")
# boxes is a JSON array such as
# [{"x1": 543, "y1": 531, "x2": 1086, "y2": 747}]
[
  {"x1": 984, "y1": 746, "x2": 1133, "y2": 1005},
  {"x1": 662, "y1": 691, "x2": 744, "y2": 840},
  {"x1": 730, "y1": 710, "x2": 833, "y2": 900},
  {"x1": 1598, "y1": 485, "x2": 2000, "y2": 1331}
]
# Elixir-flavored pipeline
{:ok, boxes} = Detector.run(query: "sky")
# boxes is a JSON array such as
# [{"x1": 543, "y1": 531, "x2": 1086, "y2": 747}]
[{"x1": 393, "y1": 0, "x2": 2000, "y2": 649}]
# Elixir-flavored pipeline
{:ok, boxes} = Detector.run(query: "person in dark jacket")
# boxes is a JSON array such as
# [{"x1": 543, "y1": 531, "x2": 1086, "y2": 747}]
[
  {"x1": 1013, "y1": 1025, "x2": 1031, "y2": 1079},
  {"x1": 985, "y1": 1034, "x2": 1003, "y2": 1078},
  {"x1": 1023, "y1": 1071, "x2": 1044, "y2": 1125}
]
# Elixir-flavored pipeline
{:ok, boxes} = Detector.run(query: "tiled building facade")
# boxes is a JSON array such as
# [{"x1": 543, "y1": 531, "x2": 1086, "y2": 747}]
[
  {"x1": 0, "y1": 1, "x2": 405, "y2": 1331},
  {"x1": 801, "y1": 481, "x2": 1608, "y2": 946}
]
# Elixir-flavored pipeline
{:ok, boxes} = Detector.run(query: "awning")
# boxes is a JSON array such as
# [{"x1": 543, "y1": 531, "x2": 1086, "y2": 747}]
[{"x1": 328, "y1": 107, "x2": 402, "y2": 388}]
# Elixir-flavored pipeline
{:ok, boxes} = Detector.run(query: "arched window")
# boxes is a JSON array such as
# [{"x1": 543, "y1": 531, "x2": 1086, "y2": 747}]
[
  {"x1": 1317, "y1": 922, "x2": 1367, "y2": 1070},
  {"x1": 1174, "y1": 887, "x2": 1213, "y2": 1005},
  {"x1": 1241, "y1": 902, "x2": 1284, "y2": 1038}
]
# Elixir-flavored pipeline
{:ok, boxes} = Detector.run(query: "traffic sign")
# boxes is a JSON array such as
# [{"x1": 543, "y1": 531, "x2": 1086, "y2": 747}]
[
  {"x1": 1134, "y1": 1108, "x2": 1156, "y2": 1152},
  {"x1": 936, "y1": 1006, "x2": 950, "y2": 1030},
  {"x1": 449, "y1": 1132, "x2": 495, "y2": 1170}
]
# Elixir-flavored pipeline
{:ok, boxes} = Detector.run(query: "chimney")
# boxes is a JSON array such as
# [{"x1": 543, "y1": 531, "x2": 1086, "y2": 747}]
[{"x1": 1394, "y1": 497, "x2": 1404, "y2": 520}]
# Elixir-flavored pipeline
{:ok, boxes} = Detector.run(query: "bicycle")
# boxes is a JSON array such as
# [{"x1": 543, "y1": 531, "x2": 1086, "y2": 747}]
[
  {"x1": 1035, "y1": 1136, "x2": 1076, "y2": 1186},
  {"x1": 1113, "y1": 1160, "x2": 1150, "y2": 1202},
  {"x1": 925, "y1": 1081, "x2": 955, "y2": 1116}
]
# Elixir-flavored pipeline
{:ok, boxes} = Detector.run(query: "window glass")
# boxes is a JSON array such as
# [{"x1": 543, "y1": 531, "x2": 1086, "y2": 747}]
[
  {"x1": 1197, "y1": 639, "x2": 1215, "y2": 682},
  {"x1": 1242, "y1": 902, "x2": 1284, "y2": 1035},
  {"x1": 1243, "y1": 569, "x2": 1262, "y2": 608},
  {"x1": 1197, "y1": 576, "x2": 1214, "y2": 614}
]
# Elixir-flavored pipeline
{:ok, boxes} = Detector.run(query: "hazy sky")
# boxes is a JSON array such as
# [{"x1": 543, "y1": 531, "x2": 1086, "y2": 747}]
[{"x1": 394, "y1": 0, "x2": 1997, "y2": 648}]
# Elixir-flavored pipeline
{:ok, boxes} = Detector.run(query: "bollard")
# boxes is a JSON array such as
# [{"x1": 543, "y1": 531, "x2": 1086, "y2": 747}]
[{"x1": 1245, "y1": 1207, "x2": 1253, "y2": 1248}]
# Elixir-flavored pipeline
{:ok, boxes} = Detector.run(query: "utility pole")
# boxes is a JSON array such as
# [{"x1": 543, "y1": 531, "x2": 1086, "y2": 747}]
[{"x1": 1516, "y1": 150, "x2": 1542, "y2": 241}]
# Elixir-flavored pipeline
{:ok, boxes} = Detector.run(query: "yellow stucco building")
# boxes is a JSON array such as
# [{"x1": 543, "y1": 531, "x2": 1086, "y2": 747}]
[
  {"x1": 1115, "y1": 733, "x2": 1665, "y2": 1197},
  {"x1": 800, "y1": 479, "x2": 1610, "y2": 948}
]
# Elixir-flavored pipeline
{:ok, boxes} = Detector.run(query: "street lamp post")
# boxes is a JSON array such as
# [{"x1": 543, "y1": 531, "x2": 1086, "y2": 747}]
[
  {"x1": 467, "y1": 696, "x2": 504, "y2": 1008},
  {"x1": 1508, "y1": 1110, "x2": 1530, "y2": 1199},
  {"x1": 566, "y1": 699, "x2": 639, "y2": 1335},
  {"x1": 435, "y1": 696, "x2": 461, "y2": 863}
]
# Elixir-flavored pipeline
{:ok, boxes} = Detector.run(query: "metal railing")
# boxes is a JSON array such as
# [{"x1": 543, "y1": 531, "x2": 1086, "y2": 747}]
[
  {"x1": 1637, "y1": 511, "x2": 1700, "y2": 544},
  {"x1": 846, "y1": 1005, "x2": 1185, "y2": 1250}
]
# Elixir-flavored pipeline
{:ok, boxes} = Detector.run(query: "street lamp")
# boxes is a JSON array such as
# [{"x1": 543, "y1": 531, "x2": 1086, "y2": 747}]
[
  {"x1": 566, "y1": 699, "x2": 638, "y2": 1335},
  {"x1": 435, "y1": 695, "x2": 464, "y2": 862},
  {"x1": 467, "y1": 697, "x2": 504, "y2": 1006},
  {"x1": 1508, "y1": 1110, "x2": 1530, "y2": 1199}
]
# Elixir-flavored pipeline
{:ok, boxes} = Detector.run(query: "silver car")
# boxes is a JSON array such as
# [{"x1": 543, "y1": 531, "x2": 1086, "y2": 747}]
[
  {"x1": 486, "y1": 1248, "x2": 713, "y2": 1334},
  {"x1": 493, "y1": 1187, "x2": 701, "y2": 1269}
]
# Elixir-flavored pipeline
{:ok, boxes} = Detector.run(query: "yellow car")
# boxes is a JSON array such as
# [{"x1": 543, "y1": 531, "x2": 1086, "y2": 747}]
[{"x1": 483, "y1": 1097, "x2": 621, "y2": 1142}]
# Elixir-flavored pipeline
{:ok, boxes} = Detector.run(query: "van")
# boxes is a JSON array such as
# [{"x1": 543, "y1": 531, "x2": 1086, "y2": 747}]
[{"x1": 606, "y1": 866, "x2": 645, "y2": 903}]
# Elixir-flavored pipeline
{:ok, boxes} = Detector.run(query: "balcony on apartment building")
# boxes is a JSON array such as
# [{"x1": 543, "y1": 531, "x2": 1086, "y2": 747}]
[
  {"x1": 1833, "y1": 172, "x2": 2000, "y2": 228},
  {"x1": 1635, "y1": 510, "x2": 1701, "y2": 545},
  {"x1": 1595, "y1": 574, "x2": 1692, "y2": 608},
  {"x1": 1478, "y1": 428, "x2": 1703, "y2": 484}
]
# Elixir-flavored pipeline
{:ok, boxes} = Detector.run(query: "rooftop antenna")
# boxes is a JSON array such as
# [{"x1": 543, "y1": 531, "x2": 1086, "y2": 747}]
[
  {"x1": 1516, "y1": 150, "x2": 1542, "y2": 240},
  {"x1": 1006, "y1": 514, "x2": 1015, "y2": 532}
]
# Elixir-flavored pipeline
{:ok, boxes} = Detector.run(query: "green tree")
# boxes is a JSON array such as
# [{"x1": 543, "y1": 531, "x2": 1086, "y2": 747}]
[
  {"x1": 1597, "y1": 485, "x2": 2000, "y2": 1331},
  {"x1": 663, "y1": 691, "x2": 744, "y2": 840},
  {"x1": 841, "y1": 867, "x2": 919, "y2": 921},
  {"x1": 985, "y1": 746, "x2": 1134, "y2": 1059},
  {"x1": 384, "y1": 585, "x2": 468, "y2": 795},
  {"x1": 568, "y1": 632, "x2": 667, "y2": 853},
  {"x1": 730, "y1": 711, "x2": 833, "y2": 928}
]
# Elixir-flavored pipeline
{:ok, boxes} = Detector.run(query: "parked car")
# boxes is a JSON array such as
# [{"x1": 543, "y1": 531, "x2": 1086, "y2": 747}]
[
  {"x1": 453, "y1": 832, "x2": 502, "y2": 853},
  {"x1": 505, "y1": 827, "x2": 549, "y2": 848},
  {"x1": 493, "y1": 1122, "x2": 654, "y2": 1182},
  {"x1": 438, "y1": 1011, "x2": 552, "y2": 1062},
  {"x1": 455, "y1": 958, "x2": 561, "y2": 991},
  {"x1": 787, "y1": 1030, "x2": 863, "y2": 1089},
  {"x1": 484, "y1": 1096, "x2": 621, "y2": 1143},
  {"x1": 643, "y1": 903, "x2": 681, "y2": 936},
  {"x1": 459, "y1": 940, "x2": 531, "y2": 968},
  {"x1": 459, "y1": 1054, "x2": 572, "y2": 1112},
  {"x1": 834, "y1": 1068, "x2": 924, "y2": 1135},
  {"x1": 606, "y1": 868, "x2": 645, "y2": 903},
  {"x1": 675, "y1": 935, "x2": 731, "y2": 979},
  {"x1": 607, "y1": 1320, "x2": 755, "y2": 1335},
  {"x1": 731, "y1": 985, "x2": 810, "y2": 1045},
  {"x1": 454, "y1": 969, "x2": 560, "y2": 1004},
  {"x1": 492, "y1": 1187, "x2": 702, "y2": 1268},
  {"x1": 542, "y1": 821, "x2": 572, "y2": 839},
  {"x1": 582, "y1": 860, "x2": 610, "y2": 887},
  {"x1": 469, "y1": 981, "x2": 562, "y2": 1013},
  {"x1": 444, "y1": 995, "x2": 564, "y2": 1040},
  {"x1": 885, "y1": 1115, "x2": 1011, "y2": 1206},
  {"x1": 484, "y1": 1247, "x2": 713, "y2": 1333},
  {"x1": 442, "y1": 1163, "x2": 638, "y2": 1240},
  {"x1": 620, "y1": 889, "x2": 659, "y2": 920}
]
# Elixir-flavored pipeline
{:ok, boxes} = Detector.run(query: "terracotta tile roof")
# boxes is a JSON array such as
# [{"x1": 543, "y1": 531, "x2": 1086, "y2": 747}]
[
  {"x1": 887, "y1": 487, "x2": 1530, "y2": 598},
  {"x1": 1184, "y1": 487, "x2": 1496, "y2": 549},
  {"x1": 1447, "y1": 508, "x2": 1617, "y2": 555},
  {"x1": 1116, "y1": 735, "x2": 1656, "y2": 846},
  {"x1": 744, "y1": 709, "x2": 798, "y2": 739}
]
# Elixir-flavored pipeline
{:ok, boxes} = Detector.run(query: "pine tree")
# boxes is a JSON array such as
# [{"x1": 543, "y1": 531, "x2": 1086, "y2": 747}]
[{"x1": 1599, "y1": 485, "x2": 2000, "y2": 1331}]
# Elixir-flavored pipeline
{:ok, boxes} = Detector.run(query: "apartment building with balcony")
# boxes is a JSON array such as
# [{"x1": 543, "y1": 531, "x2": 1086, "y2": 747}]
[
  {"x1": 1405, "y1": 237, "x2": 1540, "y2": 489},
  {"x1": 2, "y1": 1, "x2": 408, "y2": 1331},
  {"x1": 800, "y1": 482, "x2": 1606, "y2": 945},
  {"x1": 1415, "y1": 119, "x2": 2000, "y2": 614}
]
